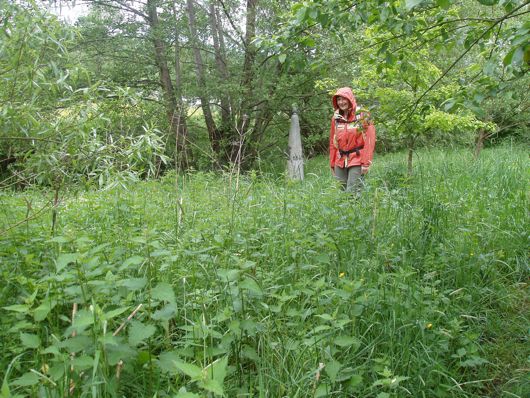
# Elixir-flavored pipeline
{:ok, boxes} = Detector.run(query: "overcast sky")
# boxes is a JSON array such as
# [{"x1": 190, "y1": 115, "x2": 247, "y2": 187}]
[{"x1": 46, "y1": 1, "x2": 90, "y2": 23}]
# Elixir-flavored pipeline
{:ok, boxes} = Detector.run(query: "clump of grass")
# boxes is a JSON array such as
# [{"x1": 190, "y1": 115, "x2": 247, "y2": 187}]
[{"x1": 0, "y1": 146, "x2": 527, "y2": 397}]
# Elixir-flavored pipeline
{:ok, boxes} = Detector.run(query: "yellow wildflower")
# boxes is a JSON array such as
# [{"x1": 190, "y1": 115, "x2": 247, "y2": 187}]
[
  {"x1": 339, "y1": 272, "x2": 345, "y2": 278},
  {"x1": 426, "y1": 323, "x2": 433, "y2": 329}
]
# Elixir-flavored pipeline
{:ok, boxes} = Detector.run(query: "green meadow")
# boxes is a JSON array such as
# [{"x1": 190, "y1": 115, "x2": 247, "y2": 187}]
[{"x1": 1, "y1": 146, "x2": 528, "y2": 397}]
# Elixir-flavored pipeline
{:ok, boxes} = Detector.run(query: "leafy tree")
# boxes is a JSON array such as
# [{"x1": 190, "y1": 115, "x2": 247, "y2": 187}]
[
  {"x1": 268, "y1": 0, "x2": 529, "y2": 167},
  {"x1": 0, "y1": 1, "x2": 169, "y2": 191}
]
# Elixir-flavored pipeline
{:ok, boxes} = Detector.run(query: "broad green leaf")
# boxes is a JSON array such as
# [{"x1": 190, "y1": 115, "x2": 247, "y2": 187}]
[
  {"x1": 103, "y1": 307, "x2": 129, "y2": 321},
  {"x1": 315, "y1": 253, "x2": 330, "y2": 264},
  {"x1": 158, "y1": 351, "x2": 180, "y2": 374},
  {"x1": 34, "y1": 300, "x2": 54, "y2": 322},
  {"x1": 49, "y1": 236, "x2": 69, "y2": 243},
  {"x1": 11, "y1": 372, "x2": 39, "y2": 387},
  {"x1": 72, "y1": 355, "x2": 94, "y2": 371},
  {"x1": 151, "y1": 304, "x2": 176, "y2": 321},
  {"x1": 128, "y1": 320, "x2": 156, "y2": 346},
  {"x1": 241, "y1": 345, "x2": 259, "y2": 362},
  {"x1": 510, "y1": 46, "x2": 525, "y2": 67},
  {"x1": 385, "y1": 53, "x2": 396, "y2": 66},
  {"x1": 105, "y1": 343, "x2": 137, "y2": 365},
  {"x1": 120, "y1": 277, "x2": 147, "y2": 291},
  {"x1": 206, "y1": 356, "x2": 228, "y2": 385},
  {"x1": 406, "y1": 0, "x2": 424, "y2": 10},
  {"x1": 137, "y1": 350, "x2": 150, "y2": 365},
  {"x1": 71, "y1": 309, "x2": 94, "y2": 332},
  {"x1": 436, "y1": 0, "x2": 451, "y2": 8},
  {"x1": 239, "y1": 277, "x2": 263, "y2": 296},
  {"x1": 503, "y1": 48, "x2": 515, "y2": 66},
  {"x1": 152, "y1": 282, "x2": 176, "y2": 303},
  {"x1": 325, "y1": 360, "x2": 342, "y2": 383},
  {"x1": 351, "y1": 304, "x2": 364, "y2": 316},
  {"x1": 56, "y1": 253, "x2": 79, "y2": 272},
  {"x1": 477, "y1": 0, "x2": 499, "y2": 5},
  {"x1": 48, "y1": 364, "x2": 65, "y2": 381},
  {"x1": 20, "y1": 333, "x2": 40, "y2": 349},
  {"x1": 42, "y1": 345, "x2": 61, "y2": 356},
  {"x1": 216, "y1": 268, "x2": 240, "y2": 282},
  {"x1": 333, "y1": 335, "x2": 360, "y2": 349},
  {"x1": 311, "y1": 325, "x2": 331, "y2": 334},
  {"x1": 349, "y1": 374, "x2": 363, "y2": 388},
  {"x1": 302, "y1": 36, "x2": 316, "y2": 47},
  {"x1": 460, "y1": 356, "x2": 488, "y2": 367},
  {"x1": 3, "y1": 304, "x2": 30, "y2": 313},
  {"x1": 122, "y1": 255, "x2": 144, "y2": 268},
  {"x1": 314, "y1": 383, "x2": 329, "y2": 398},
  {"x1": 199, "y1": 378, "x2": 223, "y2": 396},
  {"x1": 61, "y1": 335, "x2": 92, "y2": 353},
  {"x1": 173, "y1": 360, "x2": 202, "y2": 379},
  {"x1": 1, "y1": 377, "x2": 10, "y2": 398},
  {"x1": 175, "y1": 389, "x2": 201, "y2": 398}
]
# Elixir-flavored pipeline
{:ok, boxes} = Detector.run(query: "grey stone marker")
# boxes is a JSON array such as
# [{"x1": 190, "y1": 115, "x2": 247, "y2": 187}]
[{"x1": 287, "y1": 107, "x2": 304, "y2": 180}]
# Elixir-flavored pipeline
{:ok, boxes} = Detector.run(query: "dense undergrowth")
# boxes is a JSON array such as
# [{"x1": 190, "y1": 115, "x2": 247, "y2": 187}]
[{"x1": 0, "y1": 146, "x2": 528, "y2": 397}]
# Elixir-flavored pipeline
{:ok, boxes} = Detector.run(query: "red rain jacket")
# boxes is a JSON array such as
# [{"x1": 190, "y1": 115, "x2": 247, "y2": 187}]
[{"x1": 329, "y1": 87, "x2": 376, "y2": 170}]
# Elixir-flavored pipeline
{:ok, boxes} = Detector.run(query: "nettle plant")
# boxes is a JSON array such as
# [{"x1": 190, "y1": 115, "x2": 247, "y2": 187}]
[{"x1": 2, "y1": 235, "x2": 234, "y2": 397}]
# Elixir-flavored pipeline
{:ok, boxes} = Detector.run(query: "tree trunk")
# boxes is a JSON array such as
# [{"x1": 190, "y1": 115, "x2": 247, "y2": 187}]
[
  {"x1": 215, "y1": 4, "x2": 233, "y2": 129},
  {"x1": 474, "y1": 129, "x2": 486, "y2": 159},
  {"x1": 208, "y1": 1, "x2": 231, "y2": 129},
  {"x1": 186, "y1": 0, "x2": 220, "y2": 159},
  {"x1": 147, "y1": 0, "x2": 187, "y2": 169},
  {"x1": 234, "y1": 0, "x2": 258, "y2": 162},
  {"x1": 172, "y1": 0, "x2": 190, "y2": 169}
]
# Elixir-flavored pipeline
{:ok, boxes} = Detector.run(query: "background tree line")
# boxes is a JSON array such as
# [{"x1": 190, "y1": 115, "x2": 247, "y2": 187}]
[{"x1": 1, "y1": 0, "x2": 528, "y2": 187}]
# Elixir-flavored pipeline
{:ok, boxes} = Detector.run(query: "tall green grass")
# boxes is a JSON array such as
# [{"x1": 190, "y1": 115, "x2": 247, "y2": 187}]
[{"x1": 0, "y1": 146, "x2": 528, "y2": 397}]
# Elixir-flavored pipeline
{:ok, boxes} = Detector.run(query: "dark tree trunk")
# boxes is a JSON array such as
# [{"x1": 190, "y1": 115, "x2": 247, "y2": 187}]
[
  {"x1": 208, "y1": 1, "x2": 231, "y2": 129},
  {"x1": 474, "y1": 129, "x2": 486, "y2": 159},
  {"x1": 186, "y1": 0, "x2": 220, "y2": 159},
  {"x1": 147, "y1": 0, "x2": 187, "y2": 169},
  {"x1": 172, "y1": 0, "x2": 190, "y2": 169},
  {"x1": 234, "y1": 0, "x2": 258, "y2": 162}
]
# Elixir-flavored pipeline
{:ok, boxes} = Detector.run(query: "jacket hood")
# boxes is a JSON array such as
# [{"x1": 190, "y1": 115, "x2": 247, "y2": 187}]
[{"x1": 332, "y1": 87, "x2": 357, "y2": 114}]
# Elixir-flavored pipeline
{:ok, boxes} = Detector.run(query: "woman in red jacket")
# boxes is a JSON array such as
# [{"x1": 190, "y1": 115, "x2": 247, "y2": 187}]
[{"x1": 329, "y1": 87, "x2": 376, "y2": 194}]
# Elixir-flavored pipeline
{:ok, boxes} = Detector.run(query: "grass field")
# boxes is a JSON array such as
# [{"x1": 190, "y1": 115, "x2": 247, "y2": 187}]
[{"x1": 0, "y1": 146, "x2": 528, "y2": 397}]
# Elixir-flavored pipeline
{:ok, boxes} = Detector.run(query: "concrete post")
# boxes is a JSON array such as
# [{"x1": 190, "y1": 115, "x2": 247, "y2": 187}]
[{"x1": 287, "y1": 106, "x2": 304, "y2": 180}]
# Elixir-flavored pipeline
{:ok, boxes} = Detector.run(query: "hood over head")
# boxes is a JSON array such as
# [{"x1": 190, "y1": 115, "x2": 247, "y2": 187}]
[{"x1": 332, "y1": 87, "x2": 357, "y2": 113}]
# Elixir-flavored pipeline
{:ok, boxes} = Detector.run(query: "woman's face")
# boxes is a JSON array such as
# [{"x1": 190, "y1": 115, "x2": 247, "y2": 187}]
[{"x1": 337, "y1": 96, "x2": 350, "y2": 112}]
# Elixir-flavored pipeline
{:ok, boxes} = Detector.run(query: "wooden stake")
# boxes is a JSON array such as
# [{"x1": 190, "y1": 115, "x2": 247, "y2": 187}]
[{"x1": 113, "y1": 304, "x2": 143, "y2": 336}]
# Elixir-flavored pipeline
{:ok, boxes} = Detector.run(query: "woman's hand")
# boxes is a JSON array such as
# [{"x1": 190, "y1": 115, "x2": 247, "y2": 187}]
[{"x1": 361, "y1": 166, "x2": 370, "y2": 175}]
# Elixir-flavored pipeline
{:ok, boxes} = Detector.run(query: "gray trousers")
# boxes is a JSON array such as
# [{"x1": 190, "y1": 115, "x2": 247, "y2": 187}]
[{"x1": 334, "y1": 165, "x2": 364, "y2": 194}]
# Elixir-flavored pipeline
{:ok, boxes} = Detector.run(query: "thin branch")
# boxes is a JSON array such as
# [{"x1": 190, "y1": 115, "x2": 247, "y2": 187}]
[
  {"x1": 0, "y1": 198, "x2": 53, "y2": 237},
  {"x1": 84, "y1": 0, "x2": 149, "y2": 20},
  {"x1": 0, "y1": 136, "x2": 61, "y2": 143},
  {"x1": 216, "y1": 0, "x2": 246, "y2": 47},
  {"x1": 399, "y1": 0, "x2": 530, "y2": 129}
]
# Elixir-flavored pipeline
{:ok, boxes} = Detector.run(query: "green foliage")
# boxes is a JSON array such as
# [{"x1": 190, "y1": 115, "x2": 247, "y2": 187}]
[
  {"x1": 268, "y1": 0, "x2": 529, "y2": 157},
  {"x1": 0, "y1": 146, "x2": 528, "y2": 397},
  {"x1": 0, "y1": 2, "x2": 170, "y2": 188}
]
